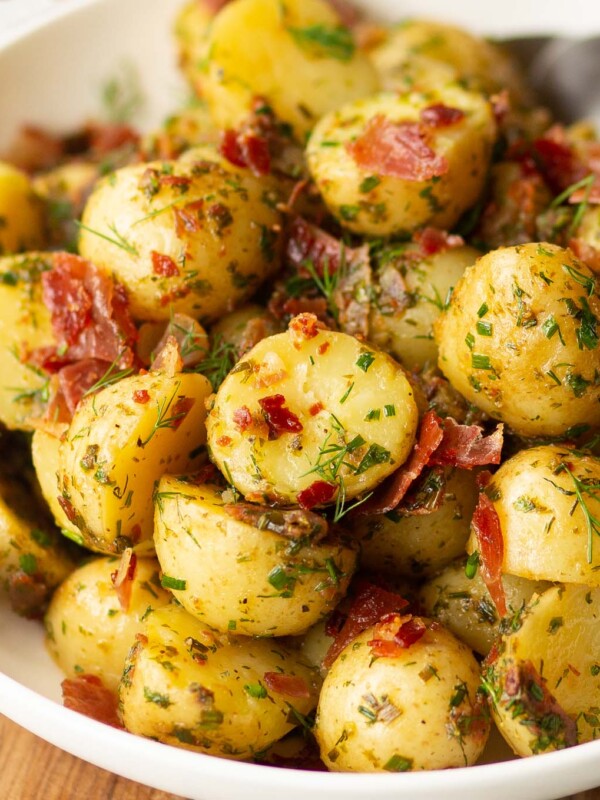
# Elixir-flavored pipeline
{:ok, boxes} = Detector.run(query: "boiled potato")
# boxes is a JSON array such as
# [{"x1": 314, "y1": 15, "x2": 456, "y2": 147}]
[
  {"x1": 315, "y1": 617, "x2": 489, "y2": 771},
  {"x1": 154, "y1": 478, "x2": 356, "y2": 636},
  {"x1": 33, "y1": 161, "x2": 98, "y2": 250},
  {"x1": 0, "y1": 252, "x2": 56, "y2": 430},
  {"x1": 207, "y1": 317, "x2": 418, "y2": 506},
  {"x1": 119, "y1": 604, "x2": 320, "y2": 758},
  {"x1": 45, "y1": 556, "x2": 171, "y2": 691},
  {"x1": 210, "y1": 304, "x2": 282, "y2": 358},
  {"x1": 370, "y1": 19, "x2": 527, "y2": 100},
  {"x1": 79, "y1": 149, "x2": 283, "y2": 322},
  {"x1": 306, "y1": 85, "x2": 496, "y2": 236},
  {"x1": 174, "y1": 1, "x2": 214, "y2": 94},
  {"x1": 352, "y1": 468, "x2": 478, "y2": 578},
  {"x1": 58, "y1": 370, "x2": 212, "y2": 554},
  {"x1": 420, "y1": 559, "x2": 550, "y2": 656},
  {"x1": 32, "y1": 425, "x2": 81, "y2": 541},
  {"x1": 484, "y1": 584, "x2": 600, "y2": 755},
  {"x1": 0, "y1": 162, "x2": 46, "y2": 254},
  {"x1": 467, "y1": 445, "x2": 600, "y2": 585},
  {"x1": 435, "y1": 243, "x2": 600, "y2": 437},
  {"x1": 141, "y1": 101, "x2": 220, "y2": 161},
  {"x1": 0, "y1": 474, "x2": 77, "y2": 617},
  {"x1": 201, "y1": 0, "x2": 379, "y2": 141},
  {"x1": 369, "y1": 243, "x2": 479, "y2": 370}
]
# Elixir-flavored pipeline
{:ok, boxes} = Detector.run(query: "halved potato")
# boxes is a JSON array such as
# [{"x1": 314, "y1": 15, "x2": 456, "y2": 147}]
[
  {"x1": 484, "y1": 584, "x2": 600, "y2": 755},
  {"x1": 58, "y1": 370, "x2": 212, "y2": 554},
  {"x1": 0, "y1": 162, "x2": 46, "y2": 254},
  {"x1": 119, "y1": 604, "x2": 320, "y2": 758},
  {"x1": 154, "y1": 478, "x2": 357, "y2": 636},
  {"x1": 207, "y1": 318, "x2": 419, "y2": 506}
]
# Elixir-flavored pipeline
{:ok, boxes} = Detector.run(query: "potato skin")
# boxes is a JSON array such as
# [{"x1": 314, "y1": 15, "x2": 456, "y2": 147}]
[
  {"x1": 45, "y1": 556, "x2": 171, "y2": 691},
  {"x1": 306, "y1": 85, "x2": 496, "y2": 236},
  {"x1": 119, "y1": 604, "x2": 320, "y2": 758},
  {"x1": 201, "y1": 0, "x2": 379, "y2": 141},
  {"x1": 0, "y1": 162, "x2": 46, "y2": 254},
  {"x1": 369, "y1": 244, "x2": 479, "y2": 370},
  {"x1": 207, "y1": 323, "x2": 418, "y2": 506},
  {"x1": 79, "y1": 150, "x2": 283, "y2": 322},
  {"x1": 420, "y1": 559, "x2": 549, "y2": 656},
  {"x1": 32, "y1": 426, "x2": 80, "y2": 540},
  {"x1": 315, "y1": 619, "x2": 489, "y2": 771},
  {"x1": 484, "y1": 584, "x2": 600, "y2": 755},
  {"x1": 467, "y1": 445, "x2": 600, "y2": 585},
  {"x1": 58, "y1": 370, "x2": 212, "y2": 554},
  {"x1": 0, "y1": 253, "x2": 56, "y2": 430},
  {"x1": 154, "y1": 478, "x2": 357, "y2": 636},
  {"x1": 435, "y1": 243, "x2": 600, "y2": 437}
]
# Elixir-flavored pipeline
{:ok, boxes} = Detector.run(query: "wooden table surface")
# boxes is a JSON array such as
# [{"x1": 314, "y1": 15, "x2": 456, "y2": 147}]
[{"x1": 2, "y1": 713, "x2": 600, "y2": 800}]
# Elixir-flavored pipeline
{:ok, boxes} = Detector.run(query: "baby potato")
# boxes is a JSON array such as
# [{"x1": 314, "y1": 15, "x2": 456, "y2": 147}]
[
  {"x1": 210, "y1": 304, "x2": 282, "y2": 358},
  {"x1": 435, "y1": 243, "x2": 600, "y2": 437},
  {"x1": 79, "y1": 150, "x2": 283, "y2": 322},
  {"x1": 370, "y1": 19, "x2": 527, "y2": 100},
  {"x1": 173, "y1": 1, "x2": 214, "y2": 95},
  {"x1": 201, "y1": 0, "x2": 379, "y2": 142},
  {"x1": 45, "y1": 556, "x2": 171, "y2": 691},
  {"x1": 420, "y1": 559, "x2": 550, "y2": 656},
  {"x1": 306, "y1": 85, "x2": 496, "y2": 237},
  {"x1": 58, "y1": 370, "x2": 212, "y2": 555},
  {"x1": 207, "y1": 318, "x2": 418, "y2": 506},
  {"x1": 315, "y1": 617, "x2": 489, "y2": 771},
  {"x1": 141, "y1": 102, "x2": 220, "y2": 161},
  {"x1": 119, "y1": 604, "x2": 320, "y2": 758},
  {"x1": 0, "y1": 253, "x2": 56, "y2": 430},
  {"x1": 32, "y1": 426, "x2": 81, "y2": 540},
  {"x1": 154, "y1": 478, "x2": 357, "y2": 636},
  {"x1": 0, "y1": 162, "x2": 46, "y2": 254},
  {"x1": 484, "y1": 584, "x2": 600, "y2": 755},
  {"x1": 0, "y1": 474, "x2": 77, "y2": 618},
  {"x1": 369, "y1": 243, "x2": 479, "y2": 370},
  {"x1": 352, "y1": 468, "x2": 478, "y2": 578},
  {"x1": 467, "y1": 445, "x2": 600, "y2": 585}
]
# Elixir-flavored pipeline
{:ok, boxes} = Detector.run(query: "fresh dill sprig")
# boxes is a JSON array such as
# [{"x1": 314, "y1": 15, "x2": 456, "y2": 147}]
[
  {"x1": 550, "y1": 173, "x2": 596, "y2": 238},
  {"x1": 555, "y1": 462, "x2": 600, "y2": 563},
  {"x1": 76, "y1": 221, "x2": 139, "y2": 257},
  {"x1": 82, "y1": 353, "x2": 134, "y2": 398},
  {"x1": 139, "y1": 382, "x2": 186, "y2": 447},
  {"x1": 193, "y1": 335, "x2": 237, "y2": 391},
  {"x1": 301, "y1": 250, "x2": 347, "y2": 325}
]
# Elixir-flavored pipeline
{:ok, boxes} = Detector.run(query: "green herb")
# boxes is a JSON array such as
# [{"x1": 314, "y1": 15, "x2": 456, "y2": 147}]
[
  {"x1": 356, "y1": 352, "x2": 375, "y2": 372},
  {"x1": 355, "y1": 443, "x2": 391, "y2": 475},
  {"x1": 477, "y1": 303, "x2": 489, "y2": 318},
  {"x1": 160, "y1": 575, "x2": 187, "y2": 591},
  {"x1": 563, "y1": 263, "x2": 596, "y2": 297},
  {"x1": 359, "y1": 175, "x2": 381, "y2": 193},
  {"x1": 465, "y1": 551, "x2": 479, "y2": 579},
  {"x1": 383, "y1": 754, "x2": 413, "y2": 772},
  {"x1": 551, "y1": 174, "x2": 596, "y2": 237},
  {"x1": 450, "y1": 681, "x2": 468, "y2": 708},
  {"x1": 541, "y1": 314, "x2": 565, "y2": 344},
  {"x1": 139, "y1": 382, "x2": 187, "y2": 447},
  {"x1": 384, "y1": 404, "x2": 396, "y2": 417},
  {"x1": 19, "y1": 553, "x2": 37, "y2": 576},
  {"x1": 339, "y1": 383, "x2": 354, "y2": 404},
  {"x1": 547, "y1": 616, "x2": 563, "y2": 634},
  {"x1": 193, "y1": 334, "x2": 237, "y2": 391},
  {"x1": 244, "y1": 683, "x2": 267, "y2": 699},
  {"x1": 513, "y1": 496, "x2": 536, "y2": 512},
  {"x1": 302, "y1": 254, "x2": 345, "y2": 325},
  {"x1": 465, "y1": 332, "x2": 475, "y2": 350},
  {"x1": 267, "y1": 566, "x2": 296, "y2": 596},
  {"x1": 30, "y1": 529, "x2": 51, "y2": 548},
  {"x1": 339, "y1": 204, "x2": 360, "y2": 221},
  {"x1": 82, "y1": 354, "x2": 134, "y2": 397},
  {"x1": 287, "y1": 24, "x2": 356, "y2": 62},
  {"x1": 143, "y1": 687, "x2": 172, "y2": 708},
  {"x1": 476, "y1": 321, "x2": 493, "y2": 337},
  {"x1": 555, "y1": 462, "x2": 600, "y2": 563},
  {"x1": 365, "y1": 408, "x2": 381, "y2": 421},
  {"x1": 471, "y1": 353, "x2": 492, "y2": 370},
  {"x1": 76, "y1": 221, "x2": 139, "y2": 257}
]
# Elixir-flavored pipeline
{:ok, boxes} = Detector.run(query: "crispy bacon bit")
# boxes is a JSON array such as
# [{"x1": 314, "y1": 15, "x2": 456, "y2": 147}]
[
  {"x1": 233, "y1": 406, "x2": 253, "y2": 431},
  {"x1": 224, "y1": 504, "x2": 328, "y2": 542},
  {"x1": 472, "y1": 474, "x2": 507, "y2": 617},
  {"x1": 323, "y1": 581, "x2": 409, "y2": 668},
  {"x1": 286, "y1": 217, "x2": 366, "y2": 278},
  {"x1": 356, "y1": 410, "x2": 444, "y2": 516},
  {"x1": 57, "y1": 359, "x2": 110, "y2": 416},
  {"x1": 43, "y1": 256, "x2": 93, "y2": 345},
  {"x1": 62, "y1": 674, "x2": 123, "y2": 729},
  {"x1": 58, "y1": 496, "x2": 80, "y2": 526},
  {"x1": 151, "y1": 251, "x2": 180, "y2": 277},
  {"x1": 258, "y1": 394, "x2": 303, "y2": 439},
  {"x1": 413, "y1": 227, "x2": 464, "y2": 256},
  {"x1": 309, "y1": 402, "x2": 324, "y2": 417},
  {"x1": 420, "y1": 104, "x2": 465, "y2": 128},
  {"x1": 150, "y1": 335, "x2": 184, "y2": 377},
  {"x1": 318, "y1": 341, "x2": 330, "y2": 355},
  {"x1": 7, "y1": 570, "x2": 49, "y2": 619},
  {"x1": 297, "y1": 480, "x2": 337, "y2": 510},
  {"x1": 533, "y1": 128, "x2": 584, "y2": 194},
  {"x1": 171, "y1": 396, "x2": 195, "y2": 429},
  {"x1": 159, "y1": 174, "x2": 192, "y2": 191},
  {"x1": 288, "y1": 312, "x2": 326, "y2": 348},
  {"x1": 110, "y1": 548, "x2": 137, "y2": 613},
  {"x1": 430, "y1": 419, "x2": 504, "y2": 469},
  {"x1": 133, "y1": 389, "x2": 150, "y2": 404},
  {"x1": 346, "y1": 115, "x2": 448, "y2": 181},
  {"x1": 217, "y1": 435, "x2": 232, "y2": 446},
  {"x1": 263, "y1": 672, "x2": 311, "y2": 698},
  {"x1": 173, "y1": 200, "x2": 204, "y2": 237},
  {"x1": 220, "y1": 128, "x2": 271, "y2": 177},
  {"x1": 569, "y1": 238, "x2": 600, "y2": 274},
  {"x1": 368, "y1": 614, "x2": 427, "y2": 658},
  {"x1": 160, "y1": 285, "x2": 191, "y2": 307}
]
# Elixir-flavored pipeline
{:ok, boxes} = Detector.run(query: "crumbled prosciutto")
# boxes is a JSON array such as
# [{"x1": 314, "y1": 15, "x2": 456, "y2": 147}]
[
  {"x1": 288, "y1": 312, "x2": 326, "y2": 347},
  {"x1": 151, "y1": 251, "x2": 180, "y2": 277},
  {"x1": 420, "y1": 104, "x2": 465, "y2": 128},
  {"x1": 62, "y1": 674, "x2": 123, "y2": 729},
  {"x1": 286, "y1": 217, "x2": 366, "y2": 278},
  {"x1": 258, "y1": 394, "x2": 303, "y2": 439},
  {"x1": 233, "y1": 405, "x2": 253, "y2": 431},
  {"x1": 346, "y1": 116, "x2": 448, "y2": 181},
  {"x1": 356, "y1": 411, "x2": 504, "y2": 516},
  {"x1": 7, "y1": 570, "x2": 49, "y2": 619},
  {"x1": 429, "y1": 418, "x2": 504, "y2": 469},
  {"x1": 413, "y1": 227, "x2": 464, "y2": 256},
  {"x1": 151, "y1": 314, "x2": 207, "y2": 370},
  {"x1": 224, "y1": 503, "x2": 328, "y2": 542},
  {"x1": 332, "y1": 246, "x2": 372, "y2": 338},
  {"x1": 110, "y1": 548, "x2": 137, "y2": 613},
  {"x1": 173, "y1": 200, "x2": 204, "y2": 237},
  {"x1": 263, "y1": 672, "x2": 311, "y2": 698},
  {"x1": 533, "y1": 128, "x2": 585, "y2": 194},
  {"x1": 297, "y1": 481, "x2": 337, "y2": 510},
  {"x1": 323, "y1": 581, "x2": 408, "y2": 668},
  {"x1": 472, "y1": 472, "x2": 507, "y2": 616},
  {"x1": 57, "y1": 359, "x2": 112, "y2": 416},
  {"x1": 368, "y1": 614, "x2": 427, "y2": 658},
  {"x1": 220, "y1": 128, "x2": 271, "y2": 177}
]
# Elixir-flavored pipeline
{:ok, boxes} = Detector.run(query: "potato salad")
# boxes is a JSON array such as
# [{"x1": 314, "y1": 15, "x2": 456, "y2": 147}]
[{"x1": 3, "y1": 0, "x2": 600, "y2": 774}]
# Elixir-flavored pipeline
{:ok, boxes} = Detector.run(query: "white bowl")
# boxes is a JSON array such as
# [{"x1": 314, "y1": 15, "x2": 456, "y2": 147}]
[{"x1": 1, "y1": 1, "x2": 600, "y2": 798}]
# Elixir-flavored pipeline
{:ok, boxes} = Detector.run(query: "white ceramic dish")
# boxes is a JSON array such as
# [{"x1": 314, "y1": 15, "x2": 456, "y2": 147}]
[{"x1": 2, "y1": 1, "x2": 600, "y2": 797}]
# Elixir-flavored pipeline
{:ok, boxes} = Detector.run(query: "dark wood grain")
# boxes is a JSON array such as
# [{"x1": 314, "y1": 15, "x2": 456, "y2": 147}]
[{"x1": 1, "y1": 713, "x2": 600, "y2": 800}]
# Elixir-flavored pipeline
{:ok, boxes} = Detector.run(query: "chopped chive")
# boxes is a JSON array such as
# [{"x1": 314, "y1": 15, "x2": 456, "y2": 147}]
[
  {"x1": 161, "y1": 575, "x2": 187, "y2": 591},
  {"x1": 383, "y1": 404, "x2": 396, "y2": 417},
  {"x1": 476, "y1": 321, "x2": 493, "y2": 337},
  {"x1": 471, "y1": 353, "x2": 492, "y2": 370},
  {"x1": 356, "y1": 352, "x2": 375, "y2": 372}
]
